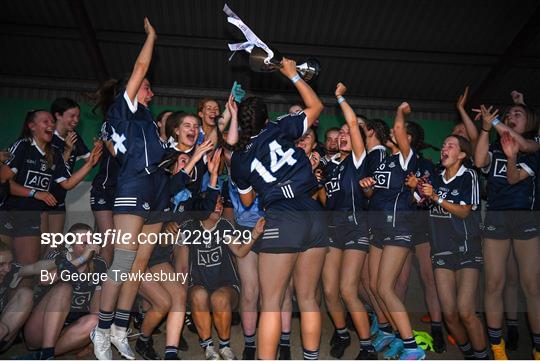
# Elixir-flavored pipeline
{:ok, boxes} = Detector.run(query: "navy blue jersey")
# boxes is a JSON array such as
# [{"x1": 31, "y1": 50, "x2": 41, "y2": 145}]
[
  {"x1": 184, "y1": 218, "x2": 239, "y2": 289},
  {"x1": 429, "y1": 166, "x2": 481, "y2": 255},
  {"x1": 535, "y1": 149, "x2": 540, "y2": 211},
  {"x1": 370, "y1": 150, "x2": 418, "y2": 214},
  {"x1": 106, "y1": 91, "x2": 167, "y2": 181},
  {"x1": 92, "y1": 122, "x2": 120, "y2": 190},
  {"x1": 366, "y1": 145, "x2": 387, "y2": 177},
  {"x1": 482, "y1": 142, "x2": 537, "y2": 210},
  {"x1": 231, "y1": 112, "x2": 317, "y2": 208},
  {"x1": 5, "y1": 138, "x2": 71, "y2": 210},
  {"x1": 324, "y1": 152, "x2": 367, "y2": 214}
]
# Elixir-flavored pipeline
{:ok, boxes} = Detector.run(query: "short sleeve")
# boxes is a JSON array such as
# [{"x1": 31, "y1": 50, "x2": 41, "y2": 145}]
[
  {"x1": 5, "y1": 139, "x2": 28, "y2": 174},
  {"x1": 75, "y1": 133, "x2": 90, "y2": 161},
  {"x1": 53, "y1": 152, "x2": 72, "y2": 183},
  {"x1": 105, "y1": 91, "x2": 137, "y2": 154},
  {"x1": 276, "y1": 111, "x2": 308, "y2": 141},
  {"x1": 518, "y1": 152, "x2": 537, "y2": 177},
  {"x1": 230, "y1": 152, "x2": 252, "y2": 194},
  {"x1": 459, "y1": 169, "x2": 480, "y2": 206}
]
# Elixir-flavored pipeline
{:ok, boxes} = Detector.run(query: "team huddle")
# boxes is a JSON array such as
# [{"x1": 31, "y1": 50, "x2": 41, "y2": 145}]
[{"x1": 0, "y1": 18, "x2": 539, "y2": 361}]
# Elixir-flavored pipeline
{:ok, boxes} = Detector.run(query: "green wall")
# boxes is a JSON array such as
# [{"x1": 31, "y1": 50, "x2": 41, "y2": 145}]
[{"x1": 0, "y1": 97, "x2": 455, "y2": 178}]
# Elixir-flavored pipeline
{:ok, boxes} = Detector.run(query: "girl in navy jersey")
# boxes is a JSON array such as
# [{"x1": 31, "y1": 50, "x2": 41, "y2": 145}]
[
  {"x1": 415, "y1": 135, "x2": 488, "y2": 359},
  {"x1": 230, "y1": 59, "x2": 324, "y2": 360},
  {"x1": 359, "y1": 103, "x2": 425, "y2": 360},
  {"x1": 320, "y1": 83, "x2": 375, "y2": 359},
  {"x1": 3, "y1": 110, "x2": 101, "y2": 276},
  {"x1": 475, "y1": 104, "x2": 540, "y2": 359},
  {"x1": 92, "y1": 18, "x2": 168, "y2": 360}
]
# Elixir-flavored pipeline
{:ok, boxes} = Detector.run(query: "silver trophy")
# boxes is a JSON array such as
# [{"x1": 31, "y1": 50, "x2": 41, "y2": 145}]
[{"x1": 249, "y1": 47, "x2": 321, "y2": 83}]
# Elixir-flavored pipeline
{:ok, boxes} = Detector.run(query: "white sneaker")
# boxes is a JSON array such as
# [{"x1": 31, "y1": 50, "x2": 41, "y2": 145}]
[
  {"x1": 91, "y1": 326, "x2": 112, "y2": 360},
  {"x1": 110, "y1": 324, "x2": 136, "y2": 360},
  {"x1": 218, "y1": 346, "x2": 237, "y2": 360},
  {"x1": 205, "y1": 345, "x2": 221, "y2": 360}
]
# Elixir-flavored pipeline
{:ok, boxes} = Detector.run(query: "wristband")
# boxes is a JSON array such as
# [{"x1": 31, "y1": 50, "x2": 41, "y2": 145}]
[
  {"x1": 481, "y1": 127, "x2": 490, "y2": 133},
  {"x1": 28, "y1": 189, "x2": 36, "y2": 198},
  {"x1": 290, "y1": 74, "x2": 301, "y2": 84},
  {"x1": 337, "y1": 96, "x2": 346, "y2": 104},
  {"x1": 491, "y1": 117, "x2": 501, "y2": 127},
  {"x1": 436, "y1": 197, "x2": 444, "y2": 205}
]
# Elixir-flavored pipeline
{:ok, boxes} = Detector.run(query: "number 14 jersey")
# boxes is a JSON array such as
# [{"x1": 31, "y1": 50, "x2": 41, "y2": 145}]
[{"x1": 231, "y1": 112, "x2": 318, "y2": 209}]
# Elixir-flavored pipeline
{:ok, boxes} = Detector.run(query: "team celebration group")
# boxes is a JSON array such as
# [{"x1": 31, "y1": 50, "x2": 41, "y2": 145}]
[{"x1": 0, "y1": 18, "x2": 539, "y2": 361}]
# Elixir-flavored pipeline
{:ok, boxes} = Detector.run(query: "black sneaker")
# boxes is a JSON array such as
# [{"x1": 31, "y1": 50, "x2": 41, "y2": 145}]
[
  {"x1": 278, "y1": 345, "x2": 291, "y2": 360},
  {"x1": 136, "y1": 337, "x2": 160, "y2": 360},
  {"x1": 179, "y1": 335, "x2": 189, "y2": 351},
  {"x1": 330, "y1": 331, "x2": 351, "y2": 359},
  {"x1": 242, "y1": 347, "x2": 256, "y2": 360},
  {"x1": 356, "y1": 349, "x2": 378, "y2": 360},
  {"x1": 432, "y1": 330, "x2": 447, "y2": 353},
  {"x1": 506, "y1": 329, "x2": 519, "y2": 351}
]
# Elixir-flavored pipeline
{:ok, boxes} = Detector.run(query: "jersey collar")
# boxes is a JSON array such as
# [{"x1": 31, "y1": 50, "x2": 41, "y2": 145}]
[
  {"x1": 441, "y1": 164, "x2": 467, "y2": 184},
  {"x1": 368, "y1": 144, "x2": 386, "y2": 153},
  {"x1": 31, "y1": 138, "x2": 46, "y2": 156},
  {"x1": 54, "y1": 130, "x2": 65, "y2": 141}
]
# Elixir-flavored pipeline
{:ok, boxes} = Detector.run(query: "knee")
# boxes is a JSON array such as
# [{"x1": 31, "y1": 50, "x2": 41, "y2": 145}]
[
  {"x1": 520, "y1": 277, "x2": 540, "y2": 298},
  {"x1": 443, "y1": 312, "x2": 460, "y2": 327},
  {"x1": 80, "y1": 314, "x2": 99, "y2": 332},
  {"x1": 458, "y1": 309, "x2": 477, "y2": 326},
  {"x1": 339, "y1": 283, "x2": 356, "y2": 303},
  {"x1": 485, "y1": 277, "x2": 505, "y2": 296},
  {"x1": 377, "y1": 280, "x2": 391, "y2": 300},
  {"x1": 189, "y1": 287, "x2": 209, "y2": 309},
  {"x1": 53, "y1": 282, "x2": 73, "y2": 298},
  {"x1": 241, "y1": 285, "x2": 259, "y2": 306},
  {"x1": 153, "y1": 292, "x2": 172, "y2": 312},
  {"x1": 14, "y1": 287, "x2": 34, "y2": 307},
  {"x1": 107, "y1": 248, "x2": 137, "y2": 284},
  {"x1": 211, "y1": 290, "x2": 232, "y2": 312}
]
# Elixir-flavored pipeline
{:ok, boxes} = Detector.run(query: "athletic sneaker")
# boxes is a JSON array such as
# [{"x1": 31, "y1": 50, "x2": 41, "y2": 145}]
[
  {"x1": 242, "y1": 347, "x2": 256, "y2": 360},
  {"x1": 398, "y1": 347, "x2": 426, "y2": 360},
  {"x1": 373, "y1": 330, "x2": 396, "y2": 352},
  {"x1": 431, "y1": 330, "x2": 446, "y2": 353},
  {"x1": 205, "y1": 345, "x2": 221, "y2": 360},
  {"x1": 278, "y1": 345, "x2": 291, "y2": 360},
  {"x1": 383, "y1": 338, "x2": 404, "y2": 359},
  {"x1": 91, "y1": 326, "x2": 112, "y2": 360},
  {"x1": 533, "y1": 348, "x2": 540, "y2": 360},
  {"x1": 356, "y1": 349, "x2": 378, "y2": 360},
  {"x1": 330, "y1": 331, "x2": 351, "y2": 358},
  {"x1": 111, "y1": 324, "x2": 136, "y2": 360},
  {"x1": 491, "y1": 340, "x2": 508, "y2": 360},
  {"x1": 369, "y1": 313, "x2": 379, "y2": 336},
  {"x1": 219, "y1": 346, "x2": 237, "y2": 360},
  {"x1": 135, "y1": 337, "x2": 160, "y2": 360}
]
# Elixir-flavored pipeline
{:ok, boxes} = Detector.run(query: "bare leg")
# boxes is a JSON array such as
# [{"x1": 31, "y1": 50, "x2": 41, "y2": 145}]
[
  {"x1": 483, "y1": 238, "x2": 511, "y2": 331},
  {"x1": 55, "y1": 314, "x2": 99, "y2": 356},
  {"x1": 211, "y1": 287, "x2": 238, "y2": 341},
  {"x1": 395, "y1": 251, "x2": 412, "y2": 302},
  {"x1": 322, "y1": 247, "x2": 346, "y2": 329},
  {"x1": 237, "y1": 251, "x2": 259, "y2": 337},
  {"x1": 368, "y1": 245, "x2": 393, "y2": 329},
  {"x1": 47, "y1": 212, "x2": 65, "y2": 234},
  {"x1": 456, "y1": 268, "x2": 486, "y2": 351},
  {"x1": 435, "y1": 269, "x2": 469, "y2": 345},
  {"x1": 93, "y1": 210, "x2": 115, "y2": 266},
  {"x1": 513, "y1": 237, "x2": 540, "y2": 334},
  {"x1": 0, "y1": 287, "x2": 33, "y2": 345},
  {"x1": 189, "y1": 286, "x2": 212, "y2": 340},
  {"x1": 138, "y1": 275, "x2": 171, "y2": 337},
  {"x1": 415, "y1": 243, "x2": 442, "y2": 323}
]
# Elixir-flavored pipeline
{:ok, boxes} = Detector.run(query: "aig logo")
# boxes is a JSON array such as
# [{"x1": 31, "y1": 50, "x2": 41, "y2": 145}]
[
  {"x1": 429, "y1": 205, "x2": 451, "y2": 218},
  {"x1": 24, "y1": 171, "x2": 52, "y2": 191},
  {"x1": 324, "y1": 178, "x2": 340, "y2": 195},
  {"x1": 197, "y1": 246, "x2": 222, "y2": 267},
  {"x1": 494, "y1": 159, "x2": 507, "y2": 178},
  {"x1": 374, "y1": 171, "x2": 391, "y2": 189}
]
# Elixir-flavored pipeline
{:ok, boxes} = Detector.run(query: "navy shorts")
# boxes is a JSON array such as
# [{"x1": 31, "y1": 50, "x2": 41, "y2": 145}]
[
  {"x1": 114, "y1": 170, "x2": 171, "y2": 224},
  {"x1": 482, "y1": 210, "x2": 540, "y2": 240},
  {"x1": 90, "y1": 186, "x2": 116, "y2": 212},
  {"x1": 0, "y1": 210, "x2": 41, "y2": 238},
  {"x1": 432, "y1": 250, "x2": 483, "y2": 271},
  {"x1": 369, "y1": 210, "x2": 415, "y2": 249},
  {"x1": 258, "y1": 198, "x2": 328, "y2": 253},
  {"x1": 329, "y1": 212, "x2": 369, "y2": 252}
]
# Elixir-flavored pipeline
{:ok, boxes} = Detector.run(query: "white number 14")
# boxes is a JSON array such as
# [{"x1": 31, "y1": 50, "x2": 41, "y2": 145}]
[{"x1": 251, "y1": 140, "x2": 297, "y2": 183}]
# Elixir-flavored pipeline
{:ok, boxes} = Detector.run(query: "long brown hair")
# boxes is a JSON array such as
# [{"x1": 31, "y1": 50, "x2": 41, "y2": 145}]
[{"x1": 20, "y1": 110, "x2": 54, "y2": 168}]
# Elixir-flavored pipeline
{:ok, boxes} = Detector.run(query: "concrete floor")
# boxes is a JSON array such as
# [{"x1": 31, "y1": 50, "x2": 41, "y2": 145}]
[{"x1": 3, "y1": 266, "x2": 536, "y2": 360}]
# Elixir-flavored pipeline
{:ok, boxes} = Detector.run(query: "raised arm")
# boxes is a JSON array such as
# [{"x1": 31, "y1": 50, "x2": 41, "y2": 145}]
[
  {"x1": 501, "y1": 131, "x2": 531, "y2": 184},
  {"x1": 225, "y1": 95, "x2": 239, "y2": 146},
  {"x1": 456, "y1": 86, "x2": 479, "y2": 147},
  {"x1": 60, "y1": 143, "x2": 102, "y2": 190},
  {"x1": 492, "y1": 121, "x2": 540, "y2": 154},
  {"x1": 474, "y1": 105, "x2": 498, "y2": 169},
  {"x1": 335, "y1": 83, "x2": 365, "y2": 163},
  {"x1": 279, "y1": 58, "x2": 323, "y2": 128},
  {"x1": 394, "y1": 102, "x2": 412, "y2": 160},
  {"x1": 126, "y1": 18, "x2": 157, "y2": 103}
]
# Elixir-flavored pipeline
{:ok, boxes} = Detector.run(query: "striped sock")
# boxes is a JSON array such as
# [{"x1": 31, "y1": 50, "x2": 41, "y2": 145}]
[
  {"x1": 219, "y1": 338, "x2": 230, "y2": 349},
  {"x1": 487, "y1": 327, "x2": 502, "y2": 345},
  {"x1": 359, "y1": 338, "x2": 375, "y2": 352},
  {"x1": 403, "y1": 337, "x2": 417, "y2": 349},
  {"x1": 139, "y1": 334, "x2": 150, "y2": 343},
  {"x1": 113, "y1": 309, "x2": 131, "y2": 331},
  {"x1": 458, "y1": 342, "x2": 474, "y2": 359},
  {"x1": 199, "y1": 337, "x2": 212, "y2": 349},
  {"x1": 505, "y1": 318, "x2": 519, "y2": 328},
  {"x1": 165, "y1": 346, "x2": 178, "y2": 359},
  {"x1": 244, "y1": 333, "x2": 256, "y2": 348},
  {"x1": 379, "y1": 322, "x2": 393, "y2": 334},
  {"x1": 533, "y1": 333, "x2": 540, "y2": 352},
  {"x1": 303, "y1": 348, "x2": 319, "y2": 360},
  {"x1": 336, "y1": 327, "x2": 350, "y2": 340},
  {"x1": 280, "y1": 332, "x2": 291, "y2": 347},
  {"x1": 474, "y1": 348, "x2": 489, "y2": 360},
  {"x1": 98, "y1": 309, "x2": 114, "y2": 330}
]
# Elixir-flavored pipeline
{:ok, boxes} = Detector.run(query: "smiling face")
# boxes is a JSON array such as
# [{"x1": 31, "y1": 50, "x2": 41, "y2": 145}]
[
  {"x1": 55, "y1": 107, "x2": 80, "y2": 132},
  {"x1": 440, "y1": 136, "x2": 465, "y2": 168},
  {"x1": 30, "y1": 111, "x2": 55, "y2": 143},
  {"x1": 504, "y1": 105, "x2": 528, "y2": 135},
  {"x1": 198, "y1": 100, "x2": 220, "y2": 128},
  {"x1": 175, "y1": 115, "x2": 200, "y2": 148},
  {"x1": 207, "y1": 196, "x2": 224, "y2": 222},
  {"x1": 296, "y1": 129, "x2": 316, "y2": 155},
  {"x1": 338, "y1": 124, "x2": 352, "y2": 152},
  {"x1": 136, "y1": 79, "x2": 154, "y2": 107},
  {"x1": 71, "y1": 230, "x2": 92, "y2": 257},
  {"x1": 324, "y1": 129, "x2": 339, "y2": 154}
]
